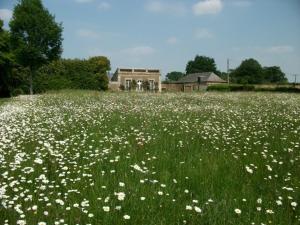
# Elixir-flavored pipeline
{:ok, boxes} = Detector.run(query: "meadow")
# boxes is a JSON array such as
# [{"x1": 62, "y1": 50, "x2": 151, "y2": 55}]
[{"x1": 0, "y1": 91, "x2": 299, "y2": 225}]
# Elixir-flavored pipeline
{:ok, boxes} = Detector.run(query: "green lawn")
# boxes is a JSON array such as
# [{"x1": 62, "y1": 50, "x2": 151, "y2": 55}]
[{"x1": 0, "y1": 91, "x2": 299, "y2": 225}]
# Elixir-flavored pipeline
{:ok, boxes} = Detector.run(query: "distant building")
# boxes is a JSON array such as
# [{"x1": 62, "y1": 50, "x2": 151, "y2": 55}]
[
  {"x1": 162, "y1": 72, "x2": 226, "y2": 92},
  {"x1": 109, "y1": 68, "x2": 161, "y2": 92}
]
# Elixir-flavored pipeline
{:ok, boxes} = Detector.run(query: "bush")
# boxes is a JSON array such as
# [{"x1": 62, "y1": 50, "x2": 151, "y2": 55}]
[
  {"x1": 11, "y1": 88, "x2": 24, "y2": 96},
  {"x1": 207, "y1": 84, "x2": 230, "y2": 92},
  {"x1": 229, "y1": 84, "x2": 255, "y2": 91},
  {"x1": 33, "y1": 57, "x2": 110, "y2": 93},
  {"x1": 254, "y1": 87, "x2": 300, "y2": 93},
  {"x1": 207, "y1": 84, "x2": 255, "y2": 92}
]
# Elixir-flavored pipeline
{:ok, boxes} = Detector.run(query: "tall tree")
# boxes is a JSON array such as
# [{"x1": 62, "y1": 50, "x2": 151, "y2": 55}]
[
  {"x1": 186, "y1": 55, "x2": 219, "y2": 75},
  {"x1": 263, "y1": 66, "x2": 287, "y2": 83},
  {"x1": 9, "y1": 0, "x2": 63, "y2": 94},
  {"x1": 166, "y1": 71, "x2": 185, "y2": 81},
  {"x1": 0, "y1": 19, "x2": 14, "y2": 97},
  {"x1": 231, "y1": 58, "x2": 264, "y2": 84}
]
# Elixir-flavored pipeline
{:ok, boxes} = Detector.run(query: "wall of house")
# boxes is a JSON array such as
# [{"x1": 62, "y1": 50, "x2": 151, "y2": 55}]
[
  {"x1": 118, "y1": 69, "x2": 161, "y2": 91},
  {"x1": 161, "y1": 83, "x2": 183, "y2": 92},
  {"x1": 108, "y1": 82, "x2": 120, "y2": 91}
]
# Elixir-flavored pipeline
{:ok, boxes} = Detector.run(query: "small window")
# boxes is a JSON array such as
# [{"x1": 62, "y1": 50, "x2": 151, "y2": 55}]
[
  {"x1": 148, "y1": 69, "x2": 160, "y2": 73},
  {"x1": 149, "y1": 80, "x2": 155, "y2": 90},
  {"x1": 125, "y1": 79, "x2": 132, "y2": 90},
  {"x1": 134, "y1": 69, "x2": 146, "y2": 73}
]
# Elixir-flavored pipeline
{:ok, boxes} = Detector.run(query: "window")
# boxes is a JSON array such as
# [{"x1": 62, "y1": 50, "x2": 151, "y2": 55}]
[
  {"x1": 125, "y1": 79, "x2": 131, "y2": 90},
  {"x1": 149, "y1": 80, "x2": 155, "y2": 91}
]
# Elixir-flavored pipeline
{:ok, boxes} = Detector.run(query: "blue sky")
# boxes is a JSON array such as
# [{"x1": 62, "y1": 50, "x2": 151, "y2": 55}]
[{"x1": 1, "y1": 0, "x2": 300, "y2": 81}]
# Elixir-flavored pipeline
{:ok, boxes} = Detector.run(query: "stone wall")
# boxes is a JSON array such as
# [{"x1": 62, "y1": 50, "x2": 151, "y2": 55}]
[{"x1": 161, "y1": 83, "x2": 183, "y2": 92}]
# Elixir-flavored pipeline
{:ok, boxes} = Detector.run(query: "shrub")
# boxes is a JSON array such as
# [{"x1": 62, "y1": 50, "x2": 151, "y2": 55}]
[
  {"x1": 207, "y1": 84, "x2": 255, "y2": 92},
  {"x1": 207, "y1": 84, "x2": 230, "y2": 92},
  {"x1": 11, "y1": 88, "x2": 24, "y2": 96}
]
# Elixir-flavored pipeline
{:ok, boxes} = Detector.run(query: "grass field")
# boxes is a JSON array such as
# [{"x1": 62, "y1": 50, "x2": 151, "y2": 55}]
[{"x1": 0, "y1": 91, "x2": 299, "y2": 225}]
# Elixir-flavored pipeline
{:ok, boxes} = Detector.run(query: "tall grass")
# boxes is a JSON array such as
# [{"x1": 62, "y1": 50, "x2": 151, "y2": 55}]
[{"x1": 0, "y1": 91, "x2": 299, "y2": 225}]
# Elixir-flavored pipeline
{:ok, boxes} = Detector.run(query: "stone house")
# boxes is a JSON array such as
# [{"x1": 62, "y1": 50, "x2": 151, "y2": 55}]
[
  {"x1": 161, "y1": 72, "x2": 226, "y2": 92},
  {"x1": 109, "y1": 68, "x2": 161, "y2": 92}
]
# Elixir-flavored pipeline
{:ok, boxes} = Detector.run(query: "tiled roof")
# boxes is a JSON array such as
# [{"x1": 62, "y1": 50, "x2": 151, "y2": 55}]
[{"x1": 175, "y1": 72, "x2": 226, "y2": 83}]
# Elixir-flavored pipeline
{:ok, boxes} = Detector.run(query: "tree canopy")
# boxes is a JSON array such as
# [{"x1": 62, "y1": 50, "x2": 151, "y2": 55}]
[
  {"x1": 9, "y1": 0, "x2": 63, "y2": 94},
  {"x1": 0, "y1": 19, "x2": 14, "y2": 97},
  {"x1": 166, "y1": 71, "x2": 185, "y2": 81},
  {"x1": 230, "y1": 58, "x2": 264, "y2": 84},
  {"x1": 231, "y1": 58, "x2": 288, "y2": 84},
  {"x1": 263, "y1": 66, "x2": 287, "y2": 83},
  {"x1": 186, "y1": 55, "x2": 219, "y2": 75}
]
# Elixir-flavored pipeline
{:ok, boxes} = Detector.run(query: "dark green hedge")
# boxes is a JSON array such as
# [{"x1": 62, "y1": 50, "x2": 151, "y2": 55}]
[
  {"x1": 207, "y1": 84, "x2": 300, "y2": 93},
  {"x1": 207, "y1": 84, "x2": 255, "y2": 92}
]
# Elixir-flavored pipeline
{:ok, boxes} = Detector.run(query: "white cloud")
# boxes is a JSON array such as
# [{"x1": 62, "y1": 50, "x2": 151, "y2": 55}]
[
  {"x1": 145, "y1": 1, "x2": 187, "y2": 15},
  {"x1": 193, "y1": 0, "x2": 223, "y2": 16},
  {"x1": 232, "y1": 0, "x2": 252, "y2": 7},
  {"x1": 121, "y1": 46, "x2": 155, "y2": 57},
  {"x1": 266, "y1": 45, "x2": 294, "y2": 54},
  {"x1": 0, "y1": 9, "x2": 12, "y2": 22},
  {"x1": 98, "y1": 2, "x2": 111, "y2": 10},
  {"x1": 76, "y1": 29, "x2": 100, "y2": 39},
  {"x1": 167, "y1": 37, "x2": 178, "y2": 44},
  {"x1": 195, "y1": 28, "x2": 214, "y2": 39},
  {"x1": 75, "y1": 0, "x2": 94, "y2": 3}
]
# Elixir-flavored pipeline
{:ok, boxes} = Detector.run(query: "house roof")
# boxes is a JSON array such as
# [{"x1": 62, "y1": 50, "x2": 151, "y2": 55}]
[{"x1": 175, "y1": 72, "x2": 226, "y2": 83}]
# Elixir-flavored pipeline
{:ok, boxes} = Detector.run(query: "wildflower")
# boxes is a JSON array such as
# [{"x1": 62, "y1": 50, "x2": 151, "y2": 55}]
[
  {"x1": 194, "y1": 206, "x2": 202, "y2": 213},
  {"x1": 276, "y1": 200, "x2": 282, "y2": 205},
  {"x1": 34, "y1": 158, "x2": 43, "y2": 164},
  {"x1": 186, "y1": 205, "x2": 193, "y2": 210},
  {"x1": 291, "y1": 202, "x2": 297, "y2": 207},
  {"x1": 38, "y1": 222, "x2": 46, "y2": 225},
  {"x1": 140, "y1": 197, "x2": 146, "y2": 201},
  {"x1": 266, "y1": 209, "x2": 274, "y2": 214},
  {"x1": 245, "y1": 166, "x2": 253, "y2": 174},
  {"x1": 103, "y1": 206, "x2": 110, "y2": 212},
  {"x1": 55, "y1": 199, "x2": 64, "y2": 206},
  {"x1": 115, "y1": 192, "x2": 125, "y2": 201},
  {"x1": 119, "y1": 182, "x2": 125, "y2": 187},
  {"x1": 234, "y1": 208, "x2": 242, "y2": 214},
  {"x1": 123, "y1": 215, "x2": 130, "y2": 220},
  {"x1": 17, "y1": 220, "x2": 26, "y2": 225}
]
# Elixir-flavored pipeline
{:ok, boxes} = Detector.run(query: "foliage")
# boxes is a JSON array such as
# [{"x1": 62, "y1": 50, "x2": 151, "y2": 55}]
[
  {"x1": 0, "y1": 19, "x2": 15, "y2": 97},
  {"x1": 131, "y1": 80, "x2": 137, "y2": 91},
  {"x1": 9, "y1": 0, "x2": 63, "y2": 94},
  {"x1": 166, "y1": 71, "x2": 185, "y2": 81},
  {"x1": 34, "y1": 57, "x2": 110, "y2": 92},
  {"x1": 230, "y1": 58, "x2": 263, "y2": 84},
  {"x1": 207, "y1": 84, "x2": 255, "y2": 92},
  {"x1": 142, "y1": 80, "x2": 150, "y2": 91},
  {"x1": 263, "y1": 66, "x2": 288, "y2": 83},
  {"x1": 230, "y1": 59, "x2": 288, "y2": 84},
  {"x1": 255, "y1": 86, "x2": 300, "y2": 93},
  {"x1": 186, "y1": 55, "x2": 220, "y2": 75}
]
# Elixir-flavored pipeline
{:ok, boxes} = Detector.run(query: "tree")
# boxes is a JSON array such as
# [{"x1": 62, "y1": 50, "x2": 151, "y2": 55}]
[
  {"x1": 88, "y1": 56, "x2": 111, "y2": 74},
  {"x1": 231, "y1": 58, "x2": 264, "y2": 84},
  {"x1": 263, "y1": 66, "x2": 287, "y2": 83},
  {"x1": 9, "y1": 0, "x2": 63, "y2": 94},
  {"x1": 0, "y1": 19, "x2": 15, "y2": 97},
  {"x1": 166, "y1": 71, "x2": 185, "y2": 81},
  {"x1": 186, "y1": 55, "x2": 219, "y2": 75}
]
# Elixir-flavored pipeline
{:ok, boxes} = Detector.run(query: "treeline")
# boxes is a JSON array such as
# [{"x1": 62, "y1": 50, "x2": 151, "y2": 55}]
[
  {"x1": 0, "y1": 0, "x2": 110, "y2": 98},
  {"x1": 166, "y1": 56, "x2": 288, "y2": 84},
  {"x1": 13, "y1": 57, "x2": 109, "y2": 95}
]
